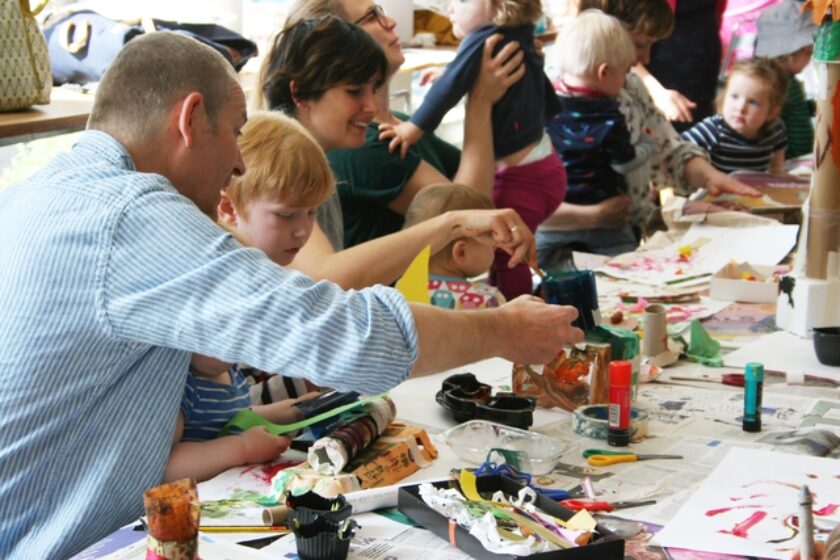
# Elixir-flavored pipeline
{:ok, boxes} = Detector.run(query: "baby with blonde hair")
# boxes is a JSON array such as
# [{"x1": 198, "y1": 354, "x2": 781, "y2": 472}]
[
  {"x1": 404, "y1": 183, "x2": 505, "y2": 309},
  {"x1": 539, "y1": 9, "x2": 655, "y2": 268}
]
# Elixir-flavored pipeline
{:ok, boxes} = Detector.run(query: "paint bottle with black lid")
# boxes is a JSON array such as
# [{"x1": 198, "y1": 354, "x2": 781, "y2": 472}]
[{"x1": 608, "y1": 360, "x2": 632, "y2": 447}]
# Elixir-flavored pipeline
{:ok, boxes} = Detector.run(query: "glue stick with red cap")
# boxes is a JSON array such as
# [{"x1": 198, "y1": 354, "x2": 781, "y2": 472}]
[{"x1": 608, "y1": 360, "x2": 632, "y2": 447}]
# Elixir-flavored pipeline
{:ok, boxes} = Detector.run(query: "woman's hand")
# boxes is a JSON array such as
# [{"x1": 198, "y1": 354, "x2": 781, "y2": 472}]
[
  {"x1": 586, "y1": 195, "x2": 632, "y2": 229},
  {"x1": 633, "y1": 64, "x2": 696, "y2": 122},
  {"x1": 653, "y1": 88, "x2": 696, "y2": 123},
  {"x1": 704, "y1": 169, "x2": 761, "y2": 197},
  {"x1": 470, "y1": 33, "x2": 525, "y2": 105},
  {"x1": 448, "y1": 208, "x2": 535, "y2": 268}
]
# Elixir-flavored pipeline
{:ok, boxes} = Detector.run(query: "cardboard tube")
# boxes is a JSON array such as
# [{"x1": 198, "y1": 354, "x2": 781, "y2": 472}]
[
  {"x1": 642, "y1": 304, "x2": 668, "y2": 357},
  {"x1": 806, "y1": 61, "x2": 840, "y2": 279},
  {"x1": 262, "y1": 505, "x2": 289, "y2": 526}
]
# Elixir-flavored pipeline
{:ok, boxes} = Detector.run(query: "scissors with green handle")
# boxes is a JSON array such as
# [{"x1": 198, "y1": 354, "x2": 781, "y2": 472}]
[{"x1": 582, "y1": 448, "x2": 684, "y2": 467}]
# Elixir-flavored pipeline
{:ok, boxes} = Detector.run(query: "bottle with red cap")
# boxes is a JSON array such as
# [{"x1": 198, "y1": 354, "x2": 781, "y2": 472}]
[{"x1": 608, "y1": 360, "x2": 632, "y2": 447}]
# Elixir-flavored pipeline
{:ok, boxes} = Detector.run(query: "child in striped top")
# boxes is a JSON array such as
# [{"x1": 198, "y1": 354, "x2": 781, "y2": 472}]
[
  {"x1": 165, "y1": 112, "x2": 328, "y2": 482},
  {"x1": 681, "y1": 57, "x2": 788, "y2": 175}
]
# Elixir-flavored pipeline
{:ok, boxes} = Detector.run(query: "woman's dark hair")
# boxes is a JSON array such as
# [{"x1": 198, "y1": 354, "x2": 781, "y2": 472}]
[
  {"x1": 576, "y1": 0, "x2": 674, "y2": 40},
  {"x1": 261, "y1": 16, "x2": 388, "y2": 114}
]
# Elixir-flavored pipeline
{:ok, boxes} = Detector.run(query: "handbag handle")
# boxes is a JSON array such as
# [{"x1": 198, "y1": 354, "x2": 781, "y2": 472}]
[
  {"x1": 59, "y1": 19, "x2": 90, "y2": 54},
  {"x1": 20, "y1": 0, "x2": 49, "y2": 17}
]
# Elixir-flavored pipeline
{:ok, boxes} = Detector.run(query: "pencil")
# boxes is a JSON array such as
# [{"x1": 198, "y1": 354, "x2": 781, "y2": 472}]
[
  {"x1": 664, "y1": 272, "x2": 713, "y2": 286},
  {"x1": 200, "y1": 525, "x2": 288, "y2": 533}
]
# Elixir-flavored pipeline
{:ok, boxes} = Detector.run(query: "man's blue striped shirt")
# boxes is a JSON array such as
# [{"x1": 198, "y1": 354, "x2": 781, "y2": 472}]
[{"x1": 0, "y1": 131, "x2": 418, "y2": 558}]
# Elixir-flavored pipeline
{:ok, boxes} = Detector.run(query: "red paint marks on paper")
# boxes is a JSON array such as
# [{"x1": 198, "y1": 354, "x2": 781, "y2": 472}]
[
  {"x1": 242, "y1": 460, "x2": 298, "y2": 484},
  {"x1": 730, "y1": 493, "x2": 769, "y2": 502},
  {"x1": 719, "y1": 511, "x2": 768, "y2": 539},
  {"x1": 814, "y1": 504, "x2": 839, "y2": 516},
  {"x1": 706, "y1": 505, "x2": 767, "y2": 517}
]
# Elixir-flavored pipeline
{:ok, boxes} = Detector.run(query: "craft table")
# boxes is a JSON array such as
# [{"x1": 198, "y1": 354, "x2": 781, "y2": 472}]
[
  {"x1": 0, "y1": 88, "x2": 93, "y2": 147},
  {"x1": 76, "y1": 232, "x2": 840, "y2": 559}
]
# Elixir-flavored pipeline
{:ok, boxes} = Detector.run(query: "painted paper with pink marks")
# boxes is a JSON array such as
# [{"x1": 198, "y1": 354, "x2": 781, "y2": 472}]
[{"x1": 654, "y1": 447, "x2": 840, "y2": 559}]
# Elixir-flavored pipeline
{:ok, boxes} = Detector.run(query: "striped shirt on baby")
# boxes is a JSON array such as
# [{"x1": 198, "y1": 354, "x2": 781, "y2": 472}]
[
  {"x1": 181, "y1": 365, "x2": 253, "y2": 441},
  {"x1": 680, "y1": 114, "x2": 787, "y2": 173}
]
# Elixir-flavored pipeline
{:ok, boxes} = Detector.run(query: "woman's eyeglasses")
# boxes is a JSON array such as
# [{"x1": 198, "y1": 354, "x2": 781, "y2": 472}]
[{"x1": 353, "y1": 4, "x2": 388, "y2": 28}]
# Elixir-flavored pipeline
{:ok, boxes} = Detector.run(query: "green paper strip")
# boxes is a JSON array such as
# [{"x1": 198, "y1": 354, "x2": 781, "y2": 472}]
[
  {"x1": 685, "y1": 319, "x2": 723, "y2": 367},
  {"x1": 814, "y1": 21, "x2": 840, "y2": 62},
  {"x1": 218, "y1": 393, "x2": 387, "y2": 437}
]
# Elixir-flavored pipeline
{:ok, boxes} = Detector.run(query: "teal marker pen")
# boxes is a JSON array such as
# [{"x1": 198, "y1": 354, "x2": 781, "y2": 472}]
[{"x1": 742, "y1": 362, "x2": 764, "y2": 432}]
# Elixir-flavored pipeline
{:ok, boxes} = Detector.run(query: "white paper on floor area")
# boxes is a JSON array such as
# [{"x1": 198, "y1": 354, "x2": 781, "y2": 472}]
[
  {"x1": 599, "y1": 224, "x2": 798, "y2": 286},
  {"x1": 654, "y1": 447, "x2": 840, "y2": 559},
  {"x1": 723, "y1": 330, "x2": 840, "y2": 384}
]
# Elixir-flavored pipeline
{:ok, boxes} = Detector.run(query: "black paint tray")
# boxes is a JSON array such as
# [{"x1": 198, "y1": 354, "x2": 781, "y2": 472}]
[{"x1": 397, "y1": 476, "x2": 624, "y2": 559}]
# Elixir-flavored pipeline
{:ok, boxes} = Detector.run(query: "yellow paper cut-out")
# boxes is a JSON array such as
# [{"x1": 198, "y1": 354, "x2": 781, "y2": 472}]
[
  {"x1": 396, "y1": 245, "x2": 431, "y2": 304},
  {"x1": 567, "y1": 509, "x2": 598, "y2": 532}
]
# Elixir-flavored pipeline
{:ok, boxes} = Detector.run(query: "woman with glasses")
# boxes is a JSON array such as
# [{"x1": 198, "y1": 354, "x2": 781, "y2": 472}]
[
  {"x1": 259, "y1": 15, "x2": 536, "y2": 290},
  {"x1": 281, "y1": 0, "x2": 526, "y2": 253}
]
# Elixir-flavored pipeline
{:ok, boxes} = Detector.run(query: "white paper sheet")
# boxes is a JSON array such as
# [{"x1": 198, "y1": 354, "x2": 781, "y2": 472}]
[
  {"x1": 654, "y1": 447, "x2": 840, "y2": 559},
  {"x1": 724, "y1": 330, "x2": 840, "y2": 384},
  {"x1": 600, "y1": 224, "x2": 798, "y2": 286}
]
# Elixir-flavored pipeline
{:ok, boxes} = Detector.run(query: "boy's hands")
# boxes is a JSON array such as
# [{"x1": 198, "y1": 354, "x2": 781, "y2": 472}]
[
  {"x1": 379, "y1": 121, "x2": 424, "y2": 159},
  {"x1": 255, "y1": 391, "x2": 321, "y2": 424},
  {"x1": 239, "y1": 427, "x2": 290, "y2": 465}
]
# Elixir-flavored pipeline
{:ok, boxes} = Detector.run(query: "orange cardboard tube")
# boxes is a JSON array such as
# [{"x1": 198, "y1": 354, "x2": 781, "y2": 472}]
[{"x1": 806, "y1": 62, "x2": 840, "y2": 279}]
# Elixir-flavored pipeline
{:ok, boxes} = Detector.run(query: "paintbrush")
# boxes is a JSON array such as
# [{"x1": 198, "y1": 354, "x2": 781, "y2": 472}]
[{"x1": 530, "y1": 257, "x2": 546, "y2": 280}]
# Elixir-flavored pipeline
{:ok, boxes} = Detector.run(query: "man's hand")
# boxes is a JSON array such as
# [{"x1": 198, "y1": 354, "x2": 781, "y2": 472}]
[
  {"x1": 496, "y1": 296, "x2": 584, "y2": 364},
  {"x1": 448, "y1": 208, "x2": 535, "y2": 268},
  {"x1": 238, "y1": 427, "x2": 290, "y2": 465},
  {"x1": 470, "y1": 34, "x2": 525, "y2": 105},
  {"x1": 379, "y1": 121, "x2": 424, "y2": 159}
]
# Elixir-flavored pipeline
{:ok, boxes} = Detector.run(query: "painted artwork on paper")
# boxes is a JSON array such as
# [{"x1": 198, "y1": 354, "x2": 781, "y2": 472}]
[
  {"x1": 599, "y1": 225, "x2": 797, "y2": 287},
  {"x1": 198, "y1": 457, "x2": 302, "y2": 526},
  {"x1": 655, "y1": 447, "x2": 840, "y2": 559}
]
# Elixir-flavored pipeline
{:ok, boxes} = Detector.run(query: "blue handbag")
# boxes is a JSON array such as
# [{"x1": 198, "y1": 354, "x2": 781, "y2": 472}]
[{"x1": 42, "y1": 10, "x2": 257, "y2": 85}]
